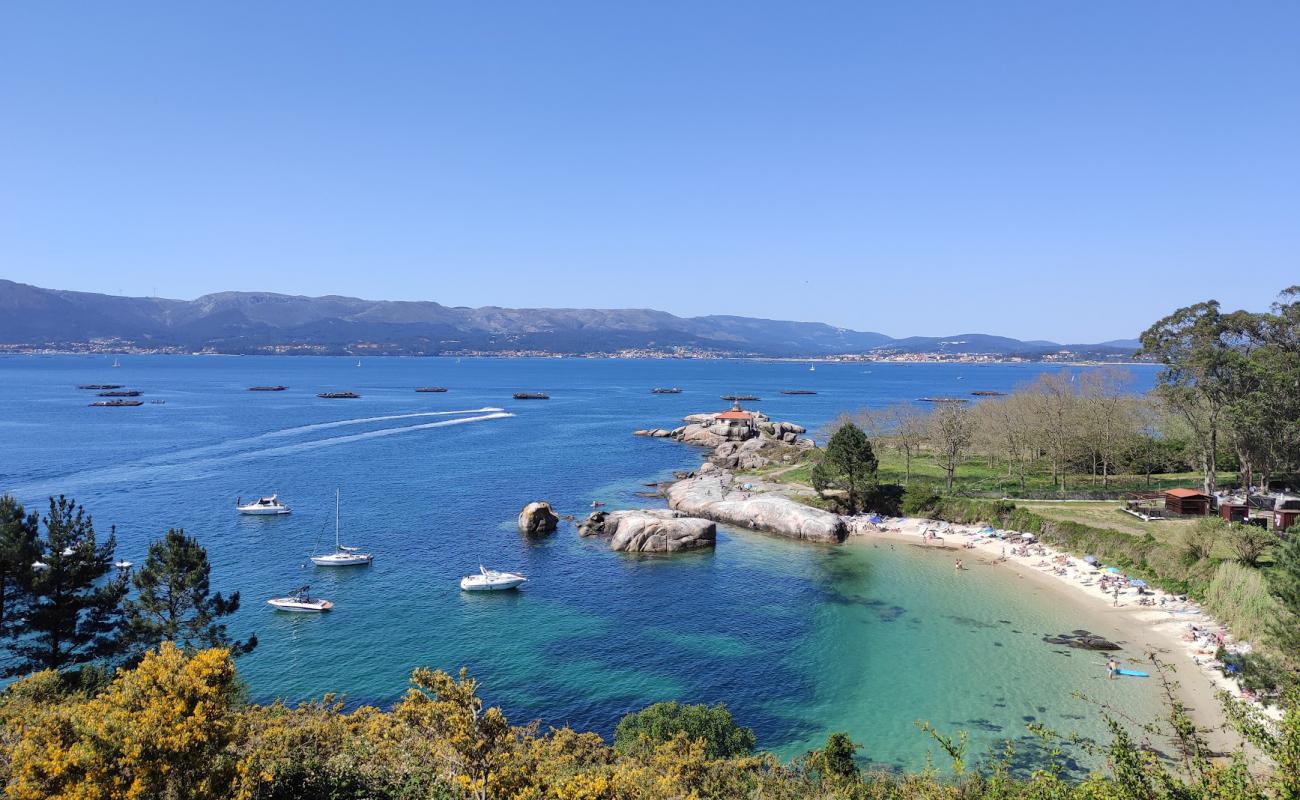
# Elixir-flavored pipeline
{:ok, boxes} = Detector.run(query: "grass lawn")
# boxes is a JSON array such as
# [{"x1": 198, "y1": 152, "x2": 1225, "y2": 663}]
[
  {"x1": 746, "y1": 449, "x2": 1231, "y2": 499},
  {"x1": 1015, "y1": 500, "x2": 1197, "y2": 541}
]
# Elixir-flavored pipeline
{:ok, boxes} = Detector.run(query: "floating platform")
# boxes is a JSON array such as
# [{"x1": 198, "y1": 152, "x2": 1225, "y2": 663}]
[
  {"x1": 917, "y1": 396, "x2": 969, "y2": 403},
  {"x1": 318, "y1": 391, "x2": 361, "y2": 399},
  {"x1": 248, "y1": 385, "x2": 288, "y2": 392},
  {"x1": 415, "y1": 387, "x2": 448, "y2": 393},
  {"x1": 721, "y1": 394, "x2": 760, "y2": 401},
  {"x1": 651, "y1": 387, "x2": 682, "y2": 394},
  {"x1": 97, "y1": 390, "x2": 142, "y2": 397},
  {"x1": 970, "y1": 390, "x2": 1007, "y2": 397},
  {"x1": 781, "y1": 390, "x2": 817, "y2": 395},
  {"x1": 77, "y1": 384, "x2": 123, "y2": 390},
  {"x1": 90, "y1": 399, "x2": 143, "y2": 407},
  {"x1": 513, "y1": 392, "x2": 550, "y2": 400}
]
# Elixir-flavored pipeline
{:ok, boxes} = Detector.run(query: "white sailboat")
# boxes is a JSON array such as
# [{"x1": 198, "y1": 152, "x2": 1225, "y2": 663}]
[
  {"x1": 808, "y1": 362, "x2": 816, "y2": 371},
  {"x1": 112, "y1": 357, "x2": 121, "y2": 368},
  {"x1": 460, "y1": 565, "x2": 527, "y2": 591},
  {"x1": 310, "y1": 490, "x2": 373, "y2": 566},
  {"x1": 267, "y1": 585, "x2": 333, "y2": 612}
]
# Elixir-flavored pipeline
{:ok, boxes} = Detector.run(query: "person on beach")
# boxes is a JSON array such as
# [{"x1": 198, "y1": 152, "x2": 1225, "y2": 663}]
[
  {"x1": 1107, "y1": 658, "x2": 1118, "y2": 680},
  {"x1": 955, "y1": 559, "x2": 963, "y2": 571},
  {"x1": 1113, "y1": 586, "x2": 1121, "y2": 607}
]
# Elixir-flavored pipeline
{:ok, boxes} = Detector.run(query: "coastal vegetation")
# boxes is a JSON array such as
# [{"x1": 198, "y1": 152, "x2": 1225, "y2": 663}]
[{"x1": 2, "y1": 640, "x2": 1300, "y2": 800}]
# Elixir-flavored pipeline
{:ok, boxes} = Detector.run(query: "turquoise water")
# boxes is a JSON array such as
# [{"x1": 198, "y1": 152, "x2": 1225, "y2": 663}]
[{"x1": 0, "y1": 355, "x2": 1162, "y2": 771}]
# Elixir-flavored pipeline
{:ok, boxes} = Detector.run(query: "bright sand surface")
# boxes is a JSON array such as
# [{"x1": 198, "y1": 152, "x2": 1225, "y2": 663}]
[{"x1": 849, "y1": 518, "x2": 1266, "y2": 756}]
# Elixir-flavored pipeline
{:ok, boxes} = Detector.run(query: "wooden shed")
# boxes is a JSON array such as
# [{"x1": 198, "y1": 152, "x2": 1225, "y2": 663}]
[
  {"x1": 1165, "y1": 488, "x2": 1212, "y2": 516},
  {"x1": 1276, "y1": 509, "x2": 1300, "y2": 532},
  {"x1": 1219, "y1": 502, "x2": 1248, "y2": 523}
]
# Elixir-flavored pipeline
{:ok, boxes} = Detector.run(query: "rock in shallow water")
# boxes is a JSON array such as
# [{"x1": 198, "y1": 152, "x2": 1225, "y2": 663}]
[
  {"x1": 665, "y1": 472, "x2": 846, "y2": 543},
  {"x1": 518, "y1": 501, "x2": 560, "y2": 536},
  {"x1": 579, "y1": 509, "x2": 716, "y2": 553}
]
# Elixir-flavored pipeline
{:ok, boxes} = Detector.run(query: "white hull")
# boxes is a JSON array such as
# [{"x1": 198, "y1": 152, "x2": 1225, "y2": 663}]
[
  {"x1": 310, "y1": 553, "x2": 373, "y2": 566},
  {"x1": 267, "y1": 598, "x2": 333, "y2": 612},
  {"x1": 460, "y1": 570, "x2": 526, "y2": 591},
  {"x1": 238, "y1": 494, "x2": 290, "y2": 515}
]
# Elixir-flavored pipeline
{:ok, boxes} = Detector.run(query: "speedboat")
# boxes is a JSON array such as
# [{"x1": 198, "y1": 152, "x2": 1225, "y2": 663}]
[
  {"x1": 459, "y1": 565, "x2": 527, "y2": 592},
  {"x1": 237, "y1": 494, "x2": 291, "y2": 515},
  {"x1": 268, "y1": 585, "x2": 333, "y2": 612},
  {"x1": 114, "y1": 560, "x2": 133, "y2": 570},
  {"x1": 310, "y1": 490, "x2": 373, "y2": 566}
]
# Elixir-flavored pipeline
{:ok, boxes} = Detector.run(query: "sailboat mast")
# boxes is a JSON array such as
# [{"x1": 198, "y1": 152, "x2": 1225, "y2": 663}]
[{"x1": 335, "y1": 489, "x2": 340, "y2": 548}]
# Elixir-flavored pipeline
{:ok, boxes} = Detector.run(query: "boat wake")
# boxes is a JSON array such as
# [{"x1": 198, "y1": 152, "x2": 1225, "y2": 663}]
[
  {"x1": 258, "y1": 408, "x2": 508, "y2": 440},
  {"x1": 223, "y1": 412, "x2": 515, "y2": 460},
  {"x1": 6, "y1": 411, "x2": 516, "y2": 500}
]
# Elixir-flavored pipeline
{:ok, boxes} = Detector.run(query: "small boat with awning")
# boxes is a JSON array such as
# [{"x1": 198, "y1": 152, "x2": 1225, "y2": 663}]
[{"x1": 268, "y1": 586, "x2": 333, "y2": 612}]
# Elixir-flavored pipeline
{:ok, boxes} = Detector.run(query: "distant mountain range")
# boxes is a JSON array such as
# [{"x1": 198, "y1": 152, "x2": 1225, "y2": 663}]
[{"x1": 0, "y1": 280, "x2": 1140, "y2": 358}]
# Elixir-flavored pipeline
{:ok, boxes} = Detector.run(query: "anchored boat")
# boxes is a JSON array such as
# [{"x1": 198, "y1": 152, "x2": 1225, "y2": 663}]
[
  {"x1": 268, "y1": 585, "x2": 333, "y2": 612},
  {"x1": 310, "y1": 490, "x2": 373, "y2": 567},
  {"x1": 237, "y1": 494, "x2": 291, "y2": 515},
  {"x1": 460, "y1": 565, "x2": 527, "y2": 592}
]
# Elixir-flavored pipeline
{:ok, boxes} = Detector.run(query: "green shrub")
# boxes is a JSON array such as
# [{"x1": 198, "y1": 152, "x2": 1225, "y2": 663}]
[
  {"x1": 901, "y1": 484, "x2": 940, "y2": 516},
  {"x1": 613, "y1": 701, "x2": 756, "y2": 759},
  {"x1": 1203, "y1": 561, "x2": 1279, "y2": 644}
]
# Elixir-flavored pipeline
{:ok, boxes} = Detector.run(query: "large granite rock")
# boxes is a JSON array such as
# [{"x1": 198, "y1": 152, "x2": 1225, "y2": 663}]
[
  {"x1": 578, "y1": 509, "x2": 716, "y2": 553},
  {"x1": 665, "y1": 472, "x2": 846, "y2": 543},
  {"x1": 518, "y1": 501, "x2": 560, "y2": 536}
]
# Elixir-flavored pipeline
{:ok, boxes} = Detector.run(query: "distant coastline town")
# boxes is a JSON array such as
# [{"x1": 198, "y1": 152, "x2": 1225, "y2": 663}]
[{"x1": 0, "y1": 339, "x2": 1146, "y2": 364}]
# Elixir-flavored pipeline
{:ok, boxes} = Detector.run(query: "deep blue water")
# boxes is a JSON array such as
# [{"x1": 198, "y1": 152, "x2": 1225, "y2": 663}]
[{"x1": 0, "y1": 355, "x2": 1162, "y2": 769}]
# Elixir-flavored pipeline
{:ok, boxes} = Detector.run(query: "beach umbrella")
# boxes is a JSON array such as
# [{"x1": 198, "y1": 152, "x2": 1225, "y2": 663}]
[
  {"x1": 1021, "y1": 533, "x2": 1035, "y2": 541},
  {"x1": 1106, "y1": 567, "x2": 1122, "y2": 574},
  {"x1": 1130, "y1": 579, "x2": 1148, "y2": 588},
  {"x1": 1083, "y1": 555, "x2": 1098, "y2": 564},
  {"x1": 868, "y1": 515, "x2": 883, "y2": 524}
]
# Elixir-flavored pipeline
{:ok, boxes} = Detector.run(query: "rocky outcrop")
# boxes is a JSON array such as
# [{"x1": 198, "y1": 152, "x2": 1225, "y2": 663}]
[
  {"x1": 665, "y1": 472, "x2": 846, "y2": 543},
  {"x1": 579, "y1": 509, "x2": 717, "y2": 553},
  {"x1": 1043, "y1": 630, "x2": 1122, "y2": 651},
  {"x1": 636, "y1": 408, "x2": 814, "y2": 471},
  {"x1": 518, "y1": 501, "x2": 560, "y2": 536}
]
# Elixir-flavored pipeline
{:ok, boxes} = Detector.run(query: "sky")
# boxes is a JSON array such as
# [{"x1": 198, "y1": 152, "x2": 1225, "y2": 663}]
[{"x1": 1, "y1": 2, "x2": 1297, "y2": 342}]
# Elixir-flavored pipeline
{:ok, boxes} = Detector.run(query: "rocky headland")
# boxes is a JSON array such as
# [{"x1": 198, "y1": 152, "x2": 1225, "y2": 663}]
[{"x1": 635, "y1": 405, "x2": 848, "y2": 544}]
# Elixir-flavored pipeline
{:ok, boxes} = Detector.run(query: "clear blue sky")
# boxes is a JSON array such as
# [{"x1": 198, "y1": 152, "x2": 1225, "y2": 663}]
[{"x1": 2, "y1": 2, "x2": 1297, "y2": 342}]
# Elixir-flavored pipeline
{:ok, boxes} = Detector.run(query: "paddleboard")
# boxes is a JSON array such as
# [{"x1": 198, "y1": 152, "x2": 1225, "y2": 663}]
[{"x1": 1115, "y1": 668, "x2": 1149, "y2": 677}]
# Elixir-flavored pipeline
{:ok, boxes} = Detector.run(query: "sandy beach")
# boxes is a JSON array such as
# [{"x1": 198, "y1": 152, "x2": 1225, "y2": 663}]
[{"x1": 847, "y1": 517, "x2": 1263, "y2": 756}]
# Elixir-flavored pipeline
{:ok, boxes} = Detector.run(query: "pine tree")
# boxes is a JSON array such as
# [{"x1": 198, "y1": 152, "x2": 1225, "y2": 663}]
[
  {"x1": 0, "y1": 496, "x2": 40, "y2": 640},
  {"x1": 123, "y1": 528, "x2": 255, "y2": 660},
  {"x1": 823, "y1": 423, "x2": 879, "y2": 515},
  {"x1": 6, "y1": 496, "x2": 127, "y2": 677}
]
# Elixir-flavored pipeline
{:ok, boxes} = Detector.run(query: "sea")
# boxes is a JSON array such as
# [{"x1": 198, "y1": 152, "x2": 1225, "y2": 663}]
[{"x1": 0, "y1": 354, "x2": 1165, "y2": 773}]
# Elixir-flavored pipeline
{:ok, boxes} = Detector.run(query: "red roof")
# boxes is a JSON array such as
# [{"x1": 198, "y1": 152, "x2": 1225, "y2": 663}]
[
  {"x1": 1165, "y1": 488, "x2": 1210, "y2": 499},
  {"x1": 717, "y1": 410, "x2": 753, "y2": 420}
]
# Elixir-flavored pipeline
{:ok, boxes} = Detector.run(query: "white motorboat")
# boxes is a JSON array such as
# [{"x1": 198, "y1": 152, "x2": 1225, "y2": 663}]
[
  {"x1": 114, "y1": 560, "x2": 133, "y2": 570},
  {"x1": 268, "y1": 585, "x2": 333, "y2": 612},
  {"x1": 459, "y1": 565, "x2": 527, "y2": 592},
  {"x1": 237, "y1": 494, "x2": 291, "y2": 515},
  {"x1": 310, "y1": 490, "x2": 373, "y2": 567}
]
